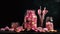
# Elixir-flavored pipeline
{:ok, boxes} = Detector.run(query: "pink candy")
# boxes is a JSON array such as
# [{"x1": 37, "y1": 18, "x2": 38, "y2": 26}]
[{"x1": 46, "y1": 22, "x2": 54, "y2": 30}]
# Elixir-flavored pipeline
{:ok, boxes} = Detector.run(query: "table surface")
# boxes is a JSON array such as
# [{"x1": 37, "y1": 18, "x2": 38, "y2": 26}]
[{"x1": 0, "y1": 31, "x2": 59, "y2": 34}]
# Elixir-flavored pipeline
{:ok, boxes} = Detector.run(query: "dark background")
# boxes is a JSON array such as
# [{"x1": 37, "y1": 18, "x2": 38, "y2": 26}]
[{"x1": 0, "y1": 0, "x2": 60, "y2": 30}]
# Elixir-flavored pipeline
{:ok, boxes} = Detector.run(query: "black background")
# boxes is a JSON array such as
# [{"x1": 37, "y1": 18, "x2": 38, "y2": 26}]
[{"x1": 0, "y1": 0, "x2": 60, "y2": 30}]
